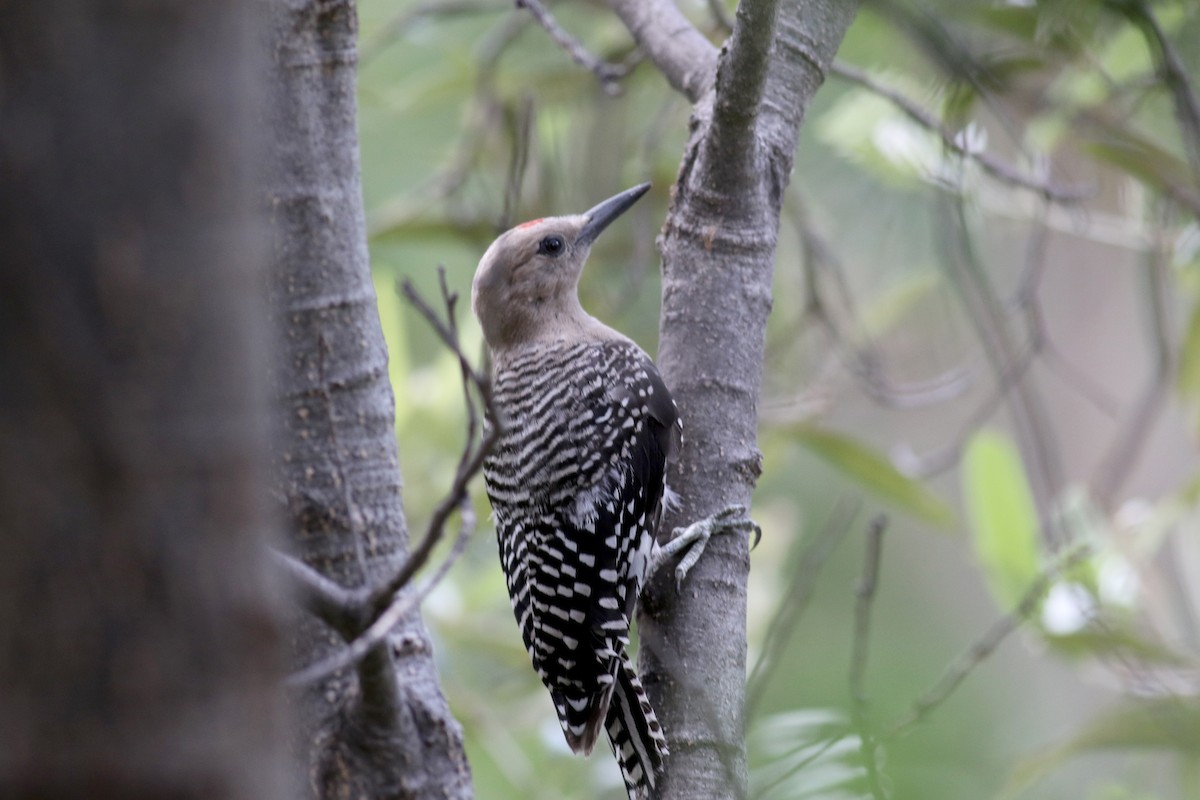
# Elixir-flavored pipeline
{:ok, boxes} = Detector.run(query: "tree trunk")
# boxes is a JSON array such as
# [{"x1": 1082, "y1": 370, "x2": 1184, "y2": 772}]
[
  {"x1": 0, "y1": 2, "x2": 286, "y2": 798},
  {"x1": 631, "y1": 1, "x2": 861, "y2": 797},
  {"x1": 262, "y1": 1, "x2": 473, "y2": 797}
]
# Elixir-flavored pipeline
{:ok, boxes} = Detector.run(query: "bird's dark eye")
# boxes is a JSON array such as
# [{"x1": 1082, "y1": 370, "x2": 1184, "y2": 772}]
[{"x1": 538, "y1": 235, "x2": 564, "y2": 256}]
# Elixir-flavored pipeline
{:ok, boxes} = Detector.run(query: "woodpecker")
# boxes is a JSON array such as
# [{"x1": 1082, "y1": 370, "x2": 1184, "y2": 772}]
[{"x1": 472, "y1": 183, "x2": 681, "y2": 799}]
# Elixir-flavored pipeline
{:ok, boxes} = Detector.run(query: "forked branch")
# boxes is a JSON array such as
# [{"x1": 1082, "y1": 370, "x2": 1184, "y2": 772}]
[{"x1": 278, "y1": 268, "x2": 498, "y2": 688}]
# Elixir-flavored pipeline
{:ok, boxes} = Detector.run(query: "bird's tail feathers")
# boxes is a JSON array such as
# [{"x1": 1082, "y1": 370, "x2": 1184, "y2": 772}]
[
  {"x1": 553, "y1": 681, "x2": 614, "y2": 756},
  {"x1": 605, "y1": 656, "x2": 668, "y2": 800}
]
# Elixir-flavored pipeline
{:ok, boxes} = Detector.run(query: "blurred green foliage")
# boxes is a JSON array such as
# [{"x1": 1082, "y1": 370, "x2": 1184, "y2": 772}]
[
  {"x1": 963, "y1": 429, "x2": 1042, "y2": 607},
  {"x1": 357, "y1": 1, "x2": 1200, "y2": 798}
]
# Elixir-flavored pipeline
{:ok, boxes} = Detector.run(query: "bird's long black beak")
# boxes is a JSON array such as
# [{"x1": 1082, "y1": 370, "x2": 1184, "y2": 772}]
[{"x1": 576, "y1": 183, "x2": 651, "y2": 247}]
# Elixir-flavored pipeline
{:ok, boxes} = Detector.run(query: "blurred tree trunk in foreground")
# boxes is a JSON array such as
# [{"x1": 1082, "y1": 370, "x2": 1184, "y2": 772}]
[
  {"x1": 0, "y1": 2, "x2": 286, "y2": 798},
  {"x1": 262, "y1": 1, "x2": 473, "y2": 797}
]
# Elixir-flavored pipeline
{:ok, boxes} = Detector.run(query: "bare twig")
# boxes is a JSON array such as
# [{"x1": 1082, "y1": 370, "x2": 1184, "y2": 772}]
[
  {"x1": 597, "y1": 90, "x2": 686, "y2": 314},
  {"x1": 943, "y1": 193, "x2": 1066, "y2": 543},
  {"x1": 360, "y1": 271, "x2": 494, "y2": 619},
  {"x1": 499, "y1": 93, "x2": 534, "y2": 232},
  {"x1": 604, "y1": 0, "x2": 718, "y2": 102},
  {"x1": 892, "y1": 195, "x2": 1110, "y2": 478},
  {"x1": 787, "y1": 195, "x2": 974, "y2": 412},
  {"x1": 1104, "y1": 0, "x2": 1200, "y2": 178},
  {"x1": 286, "y1": 501, "x2": 478, "y2": 688},
  {"x1": 849, "y1": 516, "x2": 888, "y2": 800},
  {"x1": 1090, "y1": 226, "x2": 1173, "y2": 510},
  {"x1": 368, "y1": 13, "x2": 528, "y2": 238},
  {"x1": 830, "y1": 61, "x2": 1090, "y2": 203},
  {"x1": 1075, "y1": 108, "x2": 1200, "y2": 219},
  {"x1": 884, "y1": 543, "x2": 1094, "y2": 739},
  {"x1": 1040, "y1": 340, "x2": 1123, "y2": 420},
  {"x1": 746, "y1": 497, "x2": 860, "y2": 719},
  {"x1": 1016, "y1": 216, "x2": 1123, "y2": 421},
  {"x1": 516, "y1": 0, "x2": 629, "y2": 94},
  {"x1": 862, "y1": 0, "x2": 1035, "y2": 164},
  {"x1": 284, "y1": 269, "x2": 498, "y2": 687},
  {"x1": 895, "y1": 334, "x2": 1040, "y2": 480},
  {"x1": 271, "y1": 548, "x2": 365, "y2": 639}
]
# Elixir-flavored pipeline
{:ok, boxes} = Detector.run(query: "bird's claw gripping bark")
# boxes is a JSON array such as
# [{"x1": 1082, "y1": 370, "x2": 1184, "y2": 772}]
[{"x1": 649, "y1": 504, "x2": 762, "y2": 593}]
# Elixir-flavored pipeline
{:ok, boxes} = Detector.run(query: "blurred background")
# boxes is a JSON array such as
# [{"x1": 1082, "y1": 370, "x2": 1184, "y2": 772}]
[{"x1": 355, "y1": 1, "x2": 1200, "y2": 797}]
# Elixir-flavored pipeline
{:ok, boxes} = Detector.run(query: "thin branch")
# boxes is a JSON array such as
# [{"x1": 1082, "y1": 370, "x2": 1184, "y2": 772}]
[
  {"x1": 828, "y1": 330, "x2": 973, "y2": 412},
  {"x1": 363, "y1": 271, "x2": 496, "y2": 619},
  {"x1": 286, "y1": 500, "x2": 478, "y2": 688},
  {"x1": 944, "y1": 192, "x2": 1066, "y2": 543},
  {"x1": 285, "y1": 269, "x2": 499, "y2": 687},
  {"x1": 600, "y1": 89, "x2": 687, "y2": 315},
  {"x1": 271, "y1": 548, "x2": 365, "y2": 639},
  {"x1": 787, "y1": 194, "x2": 974, "y2": 413},
  {"x1": 604, "y1": 0, "x2": 718, "y2": 102},
  {"x1": 1090, "y1": 225, "x2": 1173, "y2": 510},
  {"x1": 892, "y1": 192, "x2": 1045, "y2": 479},
  {"x1": 862, "y1": 0, "x2": 1037, "y2": 167},
  {"x1": 516, "y1": 0, "x2": 629, "y2": 94},
  {"x1": 1015, "y1": 217, "x2": 1123, "y2": 420},
  {"x1": 884, "y1": 543, "x2": 1094, "y2": 739},
  {"x1": 368, "y1": 13, "x2": 528, "y2": 238},
  {"x1": 892, "y1": 198, "x2": 1113, "y2": 478},
  {"x1": 895, "y1": 278, "x2": 1116, "y2": 479},
  {"x1": 746, "y1": 497, "x2": 859, "y2": 719},
  {"x1": 830, "y1": 61, "x2": 1091, "y2": 204},
  {"x1": 1075, "y1": 108, "x2": 1200, "y2": 219},
  {"x1": 849, "y1": 516, "x2": 888, "y2": 800},
  {"x1": 499, "y1": 93, "x2": 535, "y2": 232},
  {"x1": 895, "y1": 342, "x2": 1037, "y2": 479},
  {"x1": 1039, "y1": 339, "x2": 1123, "y2": 420},
  {"x1": 1105, "y1": 0, "x2": 1200, "y2": 178}
]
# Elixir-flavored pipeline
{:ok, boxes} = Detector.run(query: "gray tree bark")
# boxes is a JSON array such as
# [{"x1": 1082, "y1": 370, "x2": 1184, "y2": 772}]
[
  {"x1": 262, "y1": 1, "x2": 472, "y2": 797},
  {"x1": 0, "y1": 2, "x2": 286, "y2": 798},
  {"x1": 607, "y1": 1, "x2": 861, "y2": 797}
]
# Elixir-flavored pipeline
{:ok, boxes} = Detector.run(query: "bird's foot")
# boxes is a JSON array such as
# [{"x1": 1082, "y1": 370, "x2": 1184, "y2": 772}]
[{"x1": 649, "y1": 504, "x2": 762, "y2": 592}]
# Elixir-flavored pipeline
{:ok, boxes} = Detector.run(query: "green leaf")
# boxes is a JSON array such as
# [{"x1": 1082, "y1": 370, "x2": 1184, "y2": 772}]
[
  {"x1": 792, "y1": 426, "x2": 954, "y2": 527},
  {"x1": 1097, "y1": 19, "x2": 1154, "y2": 83},
  {"x1": 1000, "y1": 698, "x2": 1200, "y2": 799},
  {"x1": 961, "y1": 430, "x2": 1042, "y2": 607}
]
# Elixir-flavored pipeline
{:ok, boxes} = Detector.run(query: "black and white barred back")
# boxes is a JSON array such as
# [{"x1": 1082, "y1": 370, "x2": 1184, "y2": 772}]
[{"x1": 484, "y1": 337, "x2": 680, "y2": 799}]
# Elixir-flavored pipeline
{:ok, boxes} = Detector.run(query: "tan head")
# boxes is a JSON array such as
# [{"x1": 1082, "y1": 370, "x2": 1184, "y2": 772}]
[{"x1": 472, "y1": 183, "x2": 650, "y2": 352}]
